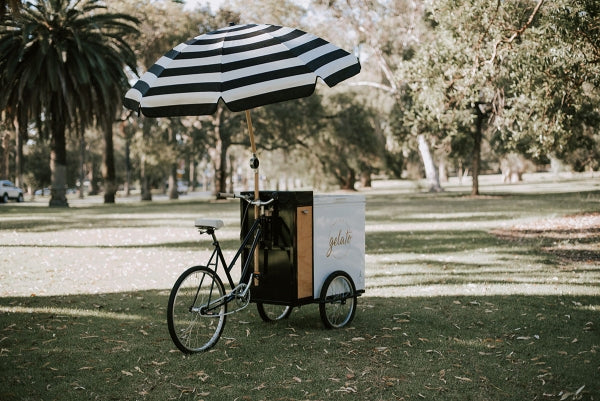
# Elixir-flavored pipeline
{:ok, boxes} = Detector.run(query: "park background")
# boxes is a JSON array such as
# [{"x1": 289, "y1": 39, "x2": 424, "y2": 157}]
[
  {"x1": 1, "y1": 0, "x2": 599, "y2": 204},
  {"x1": 1, "y1": 0, "x2": 599, "y2": 400}
]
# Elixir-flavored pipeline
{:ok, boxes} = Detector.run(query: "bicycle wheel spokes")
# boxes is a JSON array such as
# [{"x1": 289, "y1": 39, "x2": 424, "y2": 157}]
[
  {"x1": 319, "y1": 272, "x2": 357, "y2": 329},
  {"x1": 167, "y1": 266, "x2": 227, "y2": 353}
]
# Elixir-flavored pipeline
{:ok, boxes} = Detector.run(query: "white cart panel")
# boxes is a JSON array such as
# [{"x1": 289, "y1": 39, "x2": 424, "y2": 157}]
[{"x1": 313, "y1": 194, "x2": 366, "y2": 299}]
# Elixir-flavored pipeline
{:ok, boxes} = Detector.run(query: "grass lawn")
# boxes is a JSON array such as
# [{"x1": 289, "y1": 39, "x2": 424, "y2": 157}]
[{"x1": 0, "y1": 173, "x2": 599, "y2": 400}]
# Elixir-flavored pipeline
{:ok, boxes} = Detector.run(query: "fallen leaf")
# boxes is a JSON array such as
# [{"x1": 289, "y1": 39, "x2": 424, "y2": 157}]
[
  {"x1": 335, "y1": 386, "x2": 357, "y2": 393},
  {"x1": 560, "y1": 391, "x2": 572, "y2": 400},
  {"x1": 121, "y1": 370, "x2": 133, "y2": 376}
]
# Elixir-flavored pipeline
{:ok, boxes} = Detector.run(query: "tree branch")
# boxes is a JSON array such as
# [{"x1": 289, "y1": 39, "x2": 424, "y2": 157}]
[
  {"x1": 487, "y1": 0, "x2": 545, "y2": 65},
  {"x1": 346, "y1": 81, "x2": 397, "y2": 93}
]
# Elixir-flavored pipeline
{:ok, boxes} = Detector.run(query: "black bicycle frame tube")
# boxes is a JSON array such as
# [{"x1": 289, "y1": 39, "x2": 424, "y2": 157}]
[
  {"x1": 224, "y1": 216, "x2": 263, "y2": 285},
  {"x1": 203, "y1": 217, "x2": 264, "y2": 291},
  {"x1": 197, "y1": 216, "x2": 264, "y2": 315}
]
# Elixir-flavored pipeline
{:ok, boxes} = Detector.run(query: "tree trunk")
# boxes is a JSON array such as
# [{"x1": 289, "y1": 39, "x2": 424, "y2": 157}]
[
  {"x1": 15, "y1": 111, "x2": 26, "y2": 190},
  {"x1": 339, "y1": 167, "x2": 356, "y2": 190},
  {"x1": 102, "y1": 118, "x2": 117, "y2": 204},
  {"x1": 228, "y1": 154, "x2": 235, "y2": 193},
  {"x1": 211, "y1": 106, "x2": 228, "y2": 196},
  {"x1": 78, "y1": 128, "x2": 85, "y2": 199},
  {"x1": 2, "y1": 131, "x2": 9, "y2": 179},
  {"x1": 140, "y1": 121, "x2": 152, "y2": 201},
  {"x1": 167, "y1": 127, "x2": 179, "y2": 200},
  {"x1": 49, "y1": 119, "x2": 68, "y2": 207},
  {"x1": 438, "y1": 158, "x2": 448, "y2": 183},
  {"x1": 472, "y1": 107, "x2": 484, "y2": 196},
  {"x1": 189, "y1": 158, "x2": 196, "y2": 192},
  {"x1": 122, "y1": 121, "x2": 131, "y2": 197},
  {"x1": 87, "y1": 161, "x2": 100, "y2": 195},
  {"x1": 213, "y1": 136, "x2": 229, "y2": 195},
  {"x1": 360, "y1": 170, "x2": 372, "y2": 187},
  {"x1": 417, "y1": 134, "x2": 443, "y2": 192},
  {"x1": 168, "y1": 165, "x2": 179, "y2": 199}
]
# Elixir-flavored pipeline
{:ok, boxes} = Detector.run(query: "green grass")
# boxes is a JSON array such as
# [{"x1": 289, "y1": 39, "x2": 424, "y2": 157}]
[
  {"x1": 1, "y1": 174, "x2": 599, "y2": 400},
  {"x1": 0, "y1": 293, "x2": 597, "y2": 400}
]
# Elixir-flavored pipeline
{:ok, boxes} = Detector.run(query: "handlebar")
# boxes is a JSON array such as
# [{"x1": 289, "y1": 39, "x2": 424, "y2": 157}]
[{"x1": 218, "y1": 192, "x2": 277, "y2": 206}]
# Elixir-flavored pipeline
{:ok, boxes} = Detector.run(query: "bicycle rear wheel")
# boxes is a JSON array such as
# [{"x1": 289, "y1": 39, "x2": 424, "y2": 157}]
[
  {"x1": 256, "y1": 303, "x2": 293, "y2": 322},
  {"x1": 167, "y1": 266, "x2": 226, "y2": 353},
  {"x1": 319, "y1": 271, "x2": 357, "y2": 329}
]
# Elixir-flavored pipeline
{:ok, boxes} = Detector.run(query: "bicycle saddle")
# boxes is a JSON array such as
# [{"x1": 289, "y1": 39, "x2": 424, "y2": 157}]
[{"x1": 194, "y1": 218, "x2": 224, "y2": 230}]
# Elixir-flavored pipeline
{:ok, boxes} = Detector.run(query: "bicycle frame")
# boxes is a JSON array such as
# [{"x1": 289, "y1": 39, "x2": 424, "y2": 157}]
[{"x1": 199, "y1": 215, "x2": 265, "y2": 315}]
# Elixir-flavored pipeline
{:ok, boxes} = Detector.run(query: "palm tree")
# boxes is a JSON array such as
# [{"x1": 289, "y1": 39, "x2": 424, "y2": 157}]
[
  {"x1": 0, "y1": 0, "x2": 138, "y2": 206},
  {"x1": 0, "y1": 0, "x2": 22, "y2": 22}
]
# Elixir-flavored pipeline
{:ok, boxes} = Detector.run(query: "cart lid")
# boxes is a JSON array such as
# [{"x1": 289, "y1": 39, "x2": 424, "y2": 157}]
[{"x1": 313, "y1": 194, "x2": 366, "y2": 206}]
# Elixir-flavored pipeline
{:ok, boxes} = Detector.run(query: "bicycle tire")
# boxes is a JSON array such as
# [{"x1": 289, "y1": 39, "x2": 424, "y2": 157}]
[
  {"x1": 167, "y1": 266, "x2": 227, "y2": 353},
  {"x1": 319, "y1": 271, "x2": 357, "y2": 329},
  {"x1": 256, "y1": 303, "x2": 293, "y2": 322}
]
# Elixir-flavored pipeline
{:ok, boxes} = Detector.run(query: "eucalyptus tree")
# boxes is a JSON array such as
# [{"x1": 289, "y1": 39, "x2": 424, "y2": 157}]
[
  {"x1": 401, "y1": 0, "x2": 600, "y2": 195},
  {"x1": 395, "y1": 0, "x2": 547, "y2": 195},
  {"x1": 306, "y1": 0, "x2": 442, "y2": 189},
  {"x1": 492, "y1": 0, "x2": 600, "y2": 171},
  {"x1": 0, "y1": 0, "x2": 138, "y2": 206}
]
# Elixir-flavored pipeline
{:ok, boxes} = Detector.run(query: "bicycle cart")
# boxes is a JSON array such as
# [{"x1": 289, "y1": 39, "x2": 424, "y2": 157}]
[{"x1": 167, "y1": 191, "x2": 365, "y2": 353}]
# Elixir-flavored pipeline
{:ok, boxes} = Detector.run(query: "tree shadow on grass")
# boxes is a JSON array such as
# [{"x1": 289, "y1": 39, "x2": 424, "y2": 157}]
[
  {"x1": 366, "y1": 230, "x2": 506, "y2": 255},
  {"x1": 0, "y1": 291, "x2": 598, "y2": 401}
]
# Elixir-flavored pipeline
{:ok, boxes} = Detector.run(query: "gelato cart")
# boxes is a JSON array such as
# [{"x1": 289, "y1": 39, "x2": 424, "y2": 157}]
[
  {"x1": 167, "y1": 190, "x2": 365, "y2": 354},
  {"x1": 240, "y1": 191, "x2": 365, "y2": 327}
]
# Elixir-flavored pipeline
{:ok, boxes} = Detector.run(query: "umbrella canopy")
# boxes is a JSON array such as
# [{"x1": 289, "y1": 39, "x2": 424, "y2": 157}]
[{"x1": 123, "y1": 23, "x2": 360, "y2": 117}]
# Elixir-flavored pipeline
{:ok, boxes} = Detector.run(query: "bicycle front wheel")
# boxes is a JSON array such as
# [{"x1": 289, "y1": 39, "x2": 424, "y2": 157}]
[{"x1": 167, "y1": 266, "x2": 226, "y2": 353}]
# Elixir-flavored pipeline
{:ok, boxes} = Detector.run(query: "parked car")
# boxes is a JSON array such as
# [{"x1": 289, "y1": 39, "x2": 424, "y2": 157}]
[{"x1": 0, "y1": 180, "x2": 24, "y2": 203}]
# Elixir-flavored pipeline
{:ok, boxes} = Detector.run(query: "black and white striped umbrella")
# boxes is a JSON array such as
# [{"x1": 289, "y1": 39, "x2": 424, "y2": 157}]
[{"x1": 123, "y1": 23, "x2": 361, "y2": 117}]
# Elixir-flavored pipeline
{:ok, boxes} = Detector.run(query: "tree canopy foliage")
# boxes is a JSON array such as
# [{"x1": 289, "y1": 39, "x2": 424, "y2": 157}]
[{"x1": 1, "y1": 0, "x2": 598, "y2": 202}]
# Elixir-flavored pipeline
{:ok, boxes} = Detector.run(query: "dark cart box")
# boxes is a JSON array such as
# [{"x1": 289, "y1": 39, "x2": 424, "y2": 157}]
[
  {"x1": 241, "y1": 191, "x2": 314, "y2": 305},
  {"x1": 241, "y1": 191, "x2": 366, "y2": 306}
]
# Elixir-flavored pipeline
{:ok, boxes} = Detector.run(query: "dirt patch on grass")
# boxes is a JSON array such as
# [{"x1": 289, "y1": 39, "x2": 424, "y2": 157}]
[{"x1": 491, "y1": 212, "x2": 600, "y2": 264}]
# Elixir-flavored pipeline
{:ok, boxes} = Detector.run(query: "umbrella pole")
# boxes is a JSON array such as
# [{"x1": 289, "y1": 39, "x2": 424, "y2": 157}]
[{"x1": 245, "y1": 110, "x2": 260, "y2": 285}]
